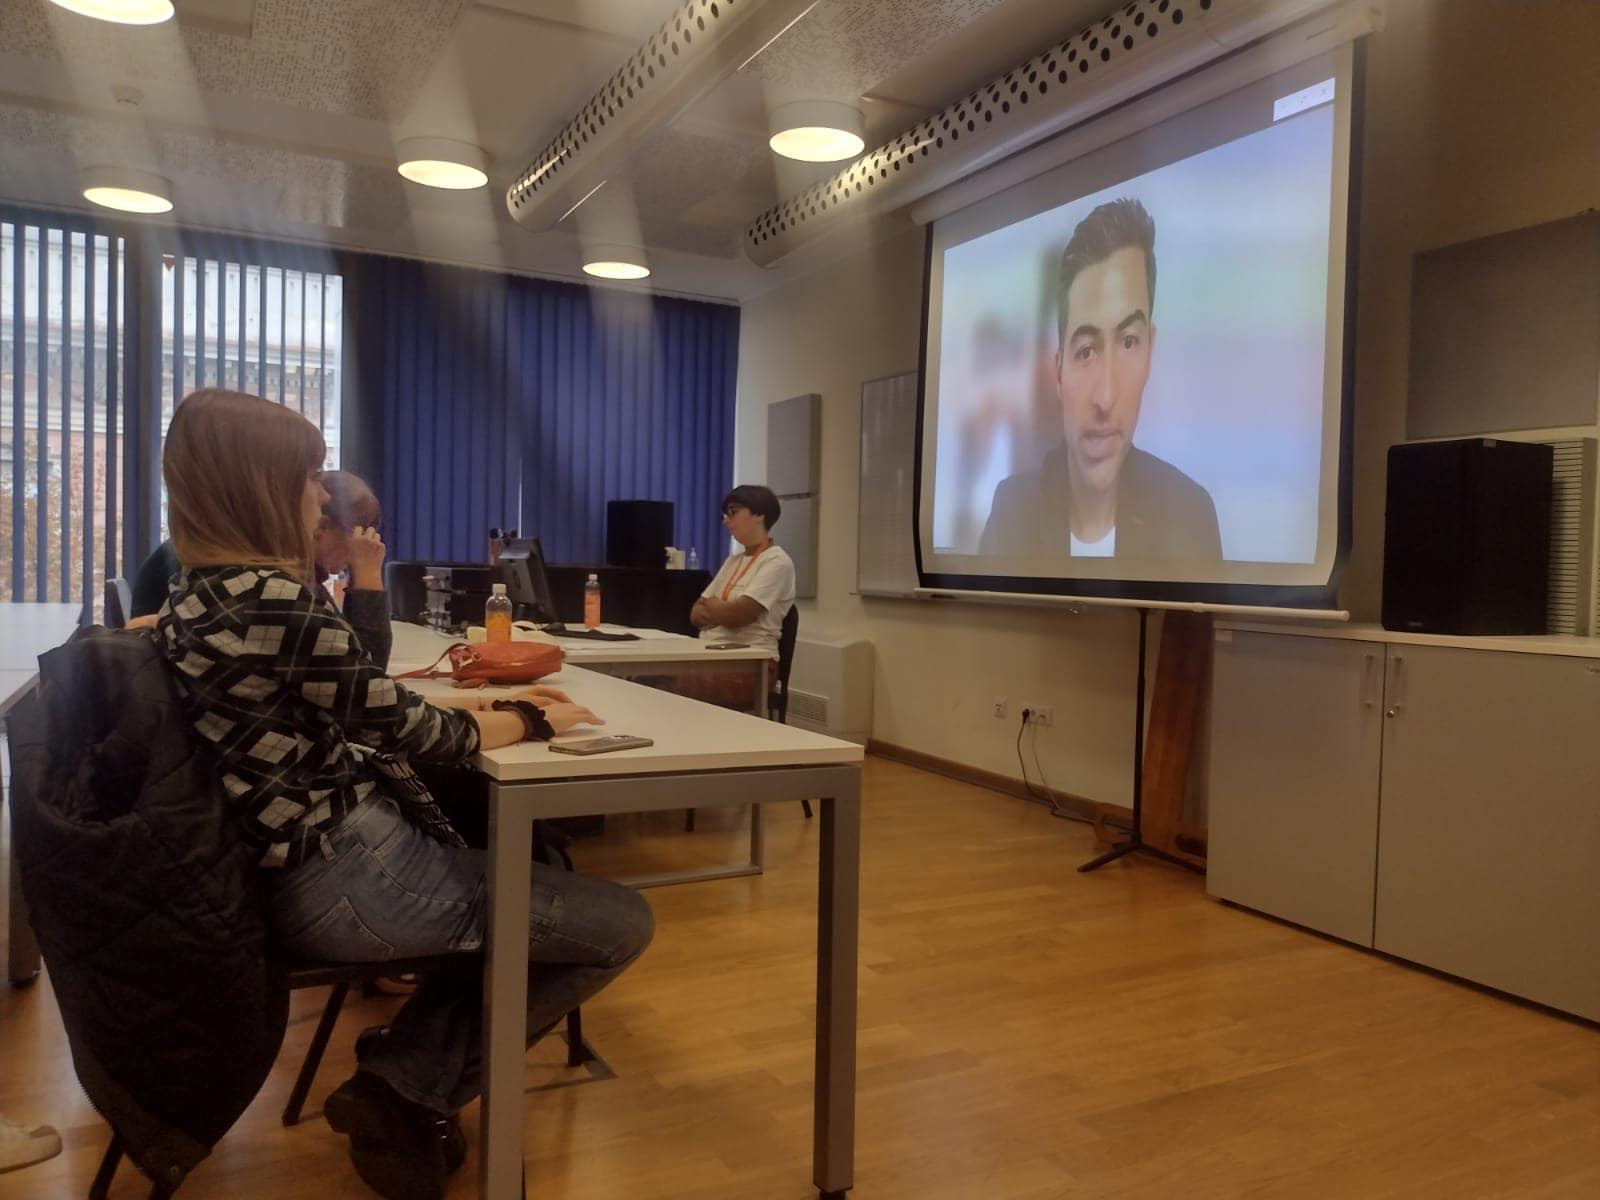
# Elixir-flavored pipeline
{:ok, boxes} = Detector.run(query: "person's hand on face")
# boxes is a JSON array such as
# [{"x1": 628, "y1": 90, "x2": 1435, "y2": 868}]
[{"x1": 347, "y1": 526, "x2": 386, "y2": 590}]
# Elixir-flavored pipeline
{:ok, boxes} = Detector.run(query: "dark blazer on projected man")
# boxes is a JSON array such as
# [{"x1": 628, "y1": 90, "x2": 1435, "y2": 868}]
[{"x1": 978, "y1": 442, "x2": 1224, "y2": 561}]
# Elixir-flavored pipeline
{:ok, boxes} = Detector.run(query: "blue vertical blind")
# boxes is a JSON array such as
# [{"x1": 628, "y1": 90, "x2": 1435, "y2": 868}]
[
  {"x1": 349, "y1": 256, "x2": 738, "y2": 567},
  {"x1": 1, "y1": 214, "x2": 125, "y2": 618}
]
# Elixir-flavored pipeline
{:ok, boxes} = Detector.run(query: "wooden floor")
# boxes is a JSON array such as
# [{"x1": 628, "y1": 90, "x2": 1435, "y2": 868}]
[{"x1": 3, "y1": 755, "x2": 1597, "y2": 1199}]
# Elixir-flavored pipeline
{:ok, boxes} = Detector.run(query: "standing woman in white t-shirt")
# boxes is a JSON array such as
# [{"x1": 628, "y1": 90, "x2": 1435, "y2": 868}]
[{"x1": 687, "y1": 485, "x2": 796, "y2": 704}]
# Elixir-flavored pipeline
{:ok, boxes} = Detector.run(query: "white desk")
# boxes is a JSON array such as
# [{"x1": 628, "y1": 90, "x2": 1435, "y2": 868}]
[
  {"x1": 405, "y1": 666, "x2": 863, "y2": 1200},
  {"x1": 391, "y1": 620, "x2": 773, "y2": 696},
  {"x1": 3, "y1": 602, "x2": 85, "y2": 985},
  {"x1": 391, "y1": 622, "x2": 779, "y2": 886}
]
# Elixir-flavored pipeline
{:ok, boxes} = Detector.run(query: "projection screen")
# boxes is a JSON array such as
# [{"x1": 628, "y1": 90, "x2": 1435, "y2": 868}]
[{"x1": 916, "y1": 42, "x2": 1360, "y2": 611}]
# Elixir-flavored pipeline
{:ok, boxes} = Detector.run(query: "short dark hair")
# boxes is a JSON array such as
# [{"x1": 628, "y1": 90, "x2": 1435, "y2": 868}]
[
  {"x1": 722, "y1": 484, "x2": 781, "y2": 532},
  {"x1": 1057, "y1": 197, "x2": 1157, "y2": 343}
]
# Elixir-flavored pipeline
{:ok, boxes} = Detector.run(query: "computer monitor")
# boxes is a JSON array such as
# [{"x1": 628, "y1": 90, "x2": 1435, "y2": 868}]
[{"x1": 496, "y1": 537, "x2": 560, "y2": 625}]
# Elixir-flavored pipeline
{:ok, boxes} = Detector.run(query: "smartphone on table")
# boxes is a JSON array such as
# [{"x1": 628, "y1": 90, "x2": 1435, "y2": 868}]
[{"x1": 547, "y1": 734, "x2": 654, "y2": 755}]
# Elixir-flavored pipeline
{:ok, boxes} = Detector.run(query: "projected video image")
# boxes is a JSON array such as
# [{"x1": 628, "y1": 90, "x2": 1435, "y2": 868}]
[{"x1": 927, "y1": 103, "x2": 1337, "y2": 576}]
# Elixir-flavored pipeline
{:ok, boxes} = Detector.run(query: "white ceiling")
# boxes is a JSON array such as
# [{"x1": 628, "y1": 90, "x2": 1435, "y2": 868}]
[{"x1": 0, "y1": 0, "x2": 1114, "y2": 300}]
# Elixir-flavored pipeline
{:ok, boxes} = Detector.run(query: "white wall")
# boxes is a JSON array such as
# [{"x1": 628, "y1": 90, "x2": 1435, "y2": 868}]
[{"x1": 733, "y1": 0, "x2": 1600, "y2": 808}]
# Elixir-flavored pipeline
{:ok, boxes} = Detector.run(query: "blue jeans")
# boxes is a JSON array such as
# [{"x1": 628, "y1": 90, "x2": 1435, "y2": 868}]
[{"x1": 267, "y1": 797, "x2": 653, "y2": 1114}]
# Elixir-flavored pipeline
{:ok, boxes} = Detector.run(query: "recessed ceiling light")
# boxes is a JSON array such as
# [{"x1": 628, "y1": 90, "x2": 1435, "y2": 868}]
[
  {"x1": 769, "y1": 100, "x2": 866, "y2": 164},
  {"x1": 46, "y1": 0, "x2": 174, "y2": 24},
  {"x1": 396, "y1": 137, "x2": 490, "y2": 190},
  {"x1": 581, "y1": 244, "x2": 650, "y2": 280},
  {"x1": 81, "y1": 166, "x2": 173, "y2": 214}
]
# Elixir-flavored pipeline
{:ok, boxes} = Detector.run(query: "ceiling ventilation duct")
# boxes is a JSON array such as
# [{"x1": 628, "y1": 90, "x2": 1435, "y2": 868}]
[
  {"x1": 743, "y1": 0, "x2": 1382, "y2": 267},
  {"x1": 506, "y1": 0, "x2": 819, "y2": 231}
]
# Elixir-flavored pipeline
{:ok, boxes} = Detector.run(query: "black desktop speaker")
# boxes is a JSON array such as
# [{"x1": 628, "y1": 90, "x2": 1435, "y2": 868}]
[
  {"x1": 1382, "y1": 439, "x2": 1553, "y2": 635},
  {"x1": 605, "y1": 499, "x2": 674, "y2": 568}
]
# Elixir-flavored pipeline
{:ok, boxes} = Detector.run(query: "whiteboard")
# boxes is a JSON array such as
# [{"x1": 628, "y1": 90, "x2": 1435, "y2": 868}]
[{"x1": 857, "y1": 371, "x2": 920, "y2": 597}]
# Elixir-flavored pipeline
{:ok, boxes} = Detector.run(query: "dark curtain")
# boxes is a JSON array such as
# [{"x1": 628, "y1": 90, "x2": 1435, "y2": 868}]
[{"x1": 343, "y1": 253, "x2": 738, "y2": 568}]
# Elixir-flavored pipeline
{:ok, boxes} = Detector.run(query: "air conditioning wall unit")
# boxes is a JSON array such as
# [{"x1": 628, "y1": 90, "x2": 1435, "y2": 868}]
[{"x1": 787, "y1": 634, "x2": 874, "y2": 745}]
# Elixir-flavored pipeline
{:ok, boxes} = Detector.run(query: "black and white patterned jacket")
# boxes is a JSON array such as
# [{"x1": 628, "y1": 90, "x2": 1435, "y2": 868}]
[{"x1": 158, "y1": 564, "x2": 478, "y2": 868}]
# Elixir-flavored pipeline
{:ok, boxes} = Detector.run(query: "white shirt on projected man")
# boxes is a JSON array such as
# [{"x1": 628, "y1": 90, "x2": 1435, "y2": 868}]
[{"x1": 699, "y1": 543, "x2": 796, "y2": 657}]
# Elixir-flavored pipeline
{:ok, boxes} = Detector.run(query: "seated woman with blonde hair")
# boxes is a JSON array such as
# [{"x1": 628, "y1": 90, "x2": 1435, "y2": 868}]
[{"x1": 154, "y1": 388, "x2": 653, "y2": 1200}]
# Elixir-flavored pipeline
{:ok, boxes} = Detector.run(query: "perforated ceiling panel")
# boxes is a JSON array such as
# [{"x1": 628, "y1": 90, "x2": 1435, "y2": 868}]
[
  {"x1": 743, "y1": 0, "x2": 1014, "y2": 98},
  {"x1": 505, "y1": 0, "x2": 816, "y2": 228},
  {"x1": 743, "y1": 0, "x2": 1341, "y2": 265},
  {"x1": 0, "y1": 0, "x2": 465, "y2": 123}
]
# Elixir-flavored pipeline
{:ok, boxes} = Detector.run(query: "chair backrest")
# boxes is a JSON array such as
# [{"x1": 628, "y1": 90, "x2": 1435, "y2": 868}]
[
  {"x1": 104, "y1": 577, "x2": 133, "y2": 629},
  {"x1": 770, "y1": 604, "x2": 799, "y2": 722},
  {"x1": 383, "y1": 561, "x2": 430, "y2": 623}
]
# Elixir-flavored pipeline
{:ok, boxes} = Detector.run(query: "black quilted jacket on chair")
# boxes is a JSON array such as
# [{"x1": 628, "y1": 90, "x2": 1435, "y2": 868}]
[{"x1": 7, "y1": 628, "x2": 288, "y2": 1192}]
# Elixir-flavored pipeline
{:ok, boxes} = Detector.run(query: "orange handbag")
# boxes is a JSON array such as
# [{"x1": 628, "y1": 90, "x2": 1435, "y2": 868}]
[{"x1": 394, "y1": 640, "x2": 564, "y2": 688}]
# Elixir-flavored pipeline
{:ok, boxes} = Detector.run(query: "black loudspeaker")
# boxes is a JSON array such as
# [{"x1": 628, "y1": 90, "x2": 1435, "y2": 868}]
[
  {"x1": 605, "y1": 500, "x2": 674, "y2": 568},
  {"x1": 1382, "y1": 439, "x2": 1553, "y2": 635}
]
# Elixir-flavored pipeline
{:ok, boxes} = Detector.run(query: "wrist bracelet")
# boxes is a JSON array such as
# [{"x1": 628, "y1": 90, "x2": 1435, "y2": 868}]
[{"x1": 490, "y1": 698, "x2": 556, "y2": 741}]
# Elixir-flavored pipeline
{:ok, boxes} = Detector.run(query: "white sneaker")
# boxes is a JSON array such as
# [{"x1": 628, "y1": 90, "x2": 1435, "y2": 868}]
[{"x1": 0, "y1": 1114, "x2": 62, "y2": 1173}]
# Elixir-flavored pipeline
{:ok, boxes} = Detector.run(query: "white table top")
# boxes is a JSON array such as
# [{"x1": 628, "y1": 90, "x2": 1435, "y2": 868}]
[
  {"x1": 0, "y1": 601, "x2": 82, "y2": 681},
  {"x1": 402, "y1": 665, "x2": 862, "y2": 783},
  {"x1": 1217, "y1": 619, "x2": 1600, "y2": 660},
  {"x1": 388, "y1": 620, "x2": 772, "y2": 671}
]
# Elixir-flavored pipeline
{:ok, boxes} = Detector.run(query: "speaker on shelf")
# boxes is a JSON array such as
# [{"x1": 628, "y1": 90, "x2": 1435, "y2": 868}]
[
  {"x1": 1382, "y1": 438, "x2": 1552, "y2": 635},
  {"x1": 605, "y1": 499, "x2": 674, "y2": 568}
]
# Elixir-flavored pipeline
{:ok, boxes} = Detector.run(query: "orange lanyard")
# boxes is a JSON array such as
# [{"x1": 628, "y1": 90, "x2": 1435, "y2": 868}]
[{"x1": 720, "y1": 541, "x2": 772, "y2": 601}]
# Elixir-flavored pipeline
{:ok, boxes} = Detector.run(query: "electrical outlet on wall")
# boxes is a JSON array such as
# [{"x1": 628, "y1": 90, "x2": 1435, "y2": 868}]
[
  {"x1": 1021, "y1": 704, "x2": 1053, "y2": 727},
  {"x1": 992, "y1": 697, "x2": 1008, "y2": 719}
]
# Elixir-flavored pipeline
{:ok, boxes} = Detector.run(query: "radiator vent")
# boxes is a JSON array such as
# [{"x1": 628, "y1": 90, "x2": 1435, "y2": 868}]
[
  {"x1": 787, "y1": 688, "x2": 829, "y2": 726},
  {"x1": 1540, "y1": 437, "x2": 1599, "y2": 636}
]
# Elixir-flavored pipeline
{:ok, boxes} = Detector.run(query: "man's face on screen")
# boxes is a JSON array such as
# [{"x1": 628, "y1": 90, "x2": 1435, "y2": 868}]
[{"x1": 1056, "y1": 245, "x2": 1155, "y2": 506}]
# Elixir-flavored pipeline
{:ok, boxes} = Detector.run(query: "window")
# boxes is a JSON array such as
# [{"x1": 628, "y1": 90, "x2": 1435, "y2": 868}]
[
  {"x1": 1, "y1": 220, "x2": 125, "y2": 618},
  {"x1": 158, "y1": 254, "x2": 343, "y2": 538}
]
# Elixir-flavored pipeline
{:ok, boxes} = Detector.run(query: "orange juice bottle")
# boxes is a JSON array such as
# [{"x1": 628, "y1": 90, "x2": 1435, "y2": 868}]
[
  {"x1": 583, "y1": 573, "x2": 601, "y2": 629},
  {"x1": 485, "y1": 583, "x2": 513, "y2": 643}
]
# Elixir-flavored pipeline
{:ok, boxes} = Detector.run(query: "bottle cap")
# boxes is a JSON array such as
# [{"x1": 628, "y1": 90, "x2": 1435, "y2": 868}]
[
  {"x1": 587, "y1": 573, "x2": 598, "y2": 582},
  {"x1": 491, "y1": 583, "x2": 507, "y2": 595}
]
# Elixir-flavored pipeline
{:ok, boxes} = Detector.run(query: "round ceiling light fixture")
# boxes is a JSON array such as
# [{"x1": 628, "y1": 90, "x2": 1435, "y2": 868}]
[
  {"x1": 768, "y1": 100, "x2": 866, "y2": 164},
  {"x1": 396, "y1": 137, "x2": 490, "y2": 190},
  {"x1": 581, "y1": 244, "x2": 650, "y2": 281},
  {"x1": 46, "y1": 0, "x2": 175, "y2": 24},
  {"x1": 81, "y1": 166, "x2": 173, "y2": 214}
]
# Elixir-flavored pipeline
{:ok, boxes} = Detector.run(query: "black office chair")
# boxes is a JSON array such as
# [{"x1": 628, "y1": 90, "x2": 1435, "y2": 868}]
[
  {"x1": 383, "y1": 560, "x2": 431, "y2": 623},
  {"x1": 90, "y1": 955, "x2": 596, "y2": 1196},
  {"x1": 770, "y1": 606, "x2": 811, "y2": 819},
  {"x1": 103, "y1": 577, "x2": 133, "y2": 629}
]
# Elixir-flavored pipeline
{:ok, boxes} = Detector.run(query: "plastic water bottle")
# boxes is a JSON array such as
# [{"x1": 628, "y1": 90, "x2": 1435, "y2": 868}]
[
  {"x1": 485, "y1": 583, "x2": 513, "y2": 643},
  {"x1": 686, "y1": 547, "x2": 699, "y2": 571},
  {"x1": 583, "y1": 573, "x2": 602, "y2": 629}
]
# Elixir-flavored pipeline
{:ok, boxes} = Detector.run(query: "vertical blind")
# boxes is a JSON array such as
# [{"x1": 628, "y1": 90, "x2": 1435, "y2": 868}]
[
  {"x1": 1, "y1": 214, "x2": 124, "y2": 618},
  {"x1": 347, "y1": 255, "x2": 739, "y2": 567},
  {"x1": 6, "y1": 210, "x2": 736, "y2": 610},
  {"x1": 157, "y1": 242, "x2": 345, "y2": 537}
]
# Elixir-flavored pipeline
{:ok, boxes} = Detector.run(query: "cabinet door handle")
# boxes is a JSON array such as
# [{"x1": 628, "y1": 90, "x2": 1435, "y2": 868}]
[
  {"x1": 1384, "y1": 653, "x2": 1404, "y2": 717},
  {"x1": 1360, "y1": 652, "x2": 1377, "y2": 708}
]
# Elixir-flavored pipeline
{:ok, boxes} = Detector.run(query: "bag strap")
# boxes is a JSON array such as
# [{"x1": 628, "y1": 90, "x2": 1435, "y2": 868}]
[{"x1": 393, "y1": 644, "x2": 465, "y2": 680}]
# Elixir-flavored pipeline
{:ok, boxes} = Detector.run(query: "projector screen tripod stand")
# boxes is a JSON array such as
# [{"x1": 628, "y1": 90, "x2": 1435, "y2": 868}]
[{"x1": 1078, "y1": 606, "x2": 1205, "y2": 875}]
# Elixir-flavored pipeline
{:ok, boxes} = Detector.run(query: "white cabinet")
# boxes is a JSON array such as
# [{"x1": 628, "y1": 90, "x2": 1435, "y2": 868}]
[
  {"x1": 1374, "y1": 646, "x2": 1600, "y2": 1022},
  {"x1": 1207, "y1": 631, "x2": 1383, "y2": 946},
  {"x1": 1207, "y1": 626, "x2": 1600, "y2": 1022}
]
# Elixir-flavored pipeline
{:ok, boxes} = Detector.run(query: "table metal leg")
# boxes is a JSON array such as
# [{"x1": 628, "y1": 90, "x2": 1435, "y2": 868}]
[
  {"x1": 481, "y1": 782, "x2": 535, "y2": 1200},
  {"x1": 814, "y1": 782, "x2": 860, "y2": 1197}
]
